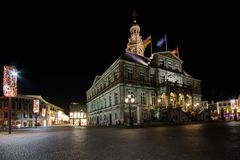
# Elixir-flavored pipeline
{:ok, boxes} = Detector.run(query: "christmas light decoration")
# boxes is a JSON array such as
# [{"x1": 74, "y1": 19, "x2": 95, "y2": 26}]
[{"x1": 3, "y1": 65, "x2": 17, "y2": 97}]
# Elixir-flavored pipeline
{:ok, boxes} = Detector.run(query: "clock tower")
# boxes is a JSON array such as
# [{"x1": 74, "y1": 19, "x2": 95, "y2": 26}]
[{"x1": 125, "y1": 12, "x2": 145, "y2": 57}]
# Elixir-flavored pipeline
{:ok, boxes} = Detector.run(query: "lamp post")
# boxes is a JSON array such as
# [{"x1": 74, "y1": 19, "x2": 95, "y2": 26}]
[
  {"x1": 236, "y1": 106, "x2": 238, "y2": 121},
  {"x1": 125, "y1": 94, "x2": 135, "y2": 127},
  {"x1": 157, "y1": 99, "x2": 161, "y2": 120},
  {"x1": 35, "y1": 113, "x2": 38, "y2": 128},
  {"x1": 8, "y1": 97, "x2": 12, "y2": 134}
]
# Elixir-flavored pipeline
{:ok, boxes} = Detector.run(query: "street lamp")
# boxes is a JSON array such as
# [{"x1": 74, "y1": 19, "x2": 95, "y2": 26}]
[
  {"x1": 125, "y1": 94, "x2": 135, "y2": 127},
  {"x1": 186, "y1": 103, "x2": 190, "y2": 111},
  {"x1": 158, "y1": 99, "x2": 161, "y2": 104}
]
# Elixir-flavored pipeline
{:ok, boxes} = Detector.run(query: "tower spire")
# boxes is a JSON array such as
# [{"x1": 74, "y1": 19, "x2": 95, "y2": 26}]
[
  {"x1": 132, "y1": 10, "x2": 137, "y2": 24},
  {"x1": 125, "y1": 11, "x2": 145, "y2": 57}
]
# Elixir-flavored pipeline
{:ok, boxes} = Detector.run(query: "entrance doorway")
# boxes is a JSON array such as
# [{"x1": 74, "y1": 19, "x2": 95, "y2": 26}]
[{"x1": 109, "y1": 114, "x2": 112, "y2": 125}]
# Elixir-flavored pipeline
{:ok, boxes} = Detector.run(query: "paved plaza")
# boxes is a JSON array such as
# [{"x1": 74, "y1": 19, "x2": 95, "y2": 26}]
[{"x1": 0, "y1": 122, "x2": 240, "y2": 160}]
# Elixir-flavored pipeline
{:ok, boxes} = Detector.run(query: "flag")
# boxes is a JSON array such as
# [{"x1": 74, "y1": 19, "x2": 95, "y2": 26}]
[
  {"x1": 156, "y1": 36, "x2": 166, "y2": 47},
  {"x1": 143, "y1": 36, "x2": 151, "y2": 48},
  {"x1": 171, "y1": 46, "x2": 179, "y2": 57}
]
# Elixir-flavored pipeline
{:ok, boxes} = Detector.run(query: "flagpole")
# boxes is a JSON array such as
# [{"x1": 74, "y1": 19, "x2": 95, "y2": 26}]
[
  {"x1": 165, "y1": 33, "x2": 167, "y2": 52},
  {"x1": 150, "y1": 34, "x2": 153, "y2": 55},
  {"x1": 177, "y1": 45, "x2": 179, "y2": 57}
]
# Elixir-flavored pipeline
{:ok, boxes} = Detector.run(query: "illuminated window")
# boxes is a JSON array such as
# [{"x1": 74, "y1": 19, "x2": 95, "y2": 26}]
[
  {"x1": 186, "y1": 94, "x2": 192, "y2": 106},
  {"x1": 159, "y1": 93, "x2": 166, "y2": 106},
  {"x1": 178, "y1": 94, "x2": 184, "y2": 106},
  {"x1": 170, "y1": 92, "x2": 177, "y2": 106},
  {"x1": 141, "y1": 92, "x2": 146, "y2": 105},
  {"x1": 80, "y1": 112, "x2": 84, "y2": 119},
  {"x1": 152, "y1": 93, "x2": 156, "y2": 106},
  {"x1": 24, "y1": 112, "x2": 28, "y2": 118},
  {"x1": 74, "y1": 112, "x2": 77, "y2": 118}
]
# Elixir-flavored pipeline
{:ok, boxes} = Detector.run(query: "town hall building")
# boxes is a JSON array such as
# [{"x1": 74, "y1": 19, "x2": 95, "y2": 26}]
[{"x1": 86, "y1": 19, "x2": 201, "y2": 126}]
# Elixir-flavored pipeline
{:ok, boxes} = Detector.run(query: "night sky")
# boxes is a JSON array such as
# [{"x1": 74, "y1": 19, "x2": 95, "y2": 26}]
[{"x1": 1, "y1": 1, "x2": 239, "y2": 110}]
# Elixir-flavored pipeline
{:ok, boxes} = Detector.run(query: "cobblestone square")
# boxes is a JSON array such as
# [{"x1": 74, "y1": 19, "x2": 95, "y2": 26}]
[{"x1": 1, "y1": 122, "x2": 240, "y2": 160}]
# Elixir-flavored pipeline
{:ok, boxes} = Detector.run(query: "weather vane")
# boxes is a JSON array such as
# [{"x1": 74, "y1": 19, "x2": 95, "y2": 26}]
[{"x1": 132, "y1": 10, "x2": 137, "y2": 23}]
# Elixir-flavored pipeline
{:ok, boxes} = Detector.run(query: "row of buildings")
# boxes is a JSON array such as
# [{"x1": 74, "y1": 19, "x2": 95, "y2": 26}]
[
  {"x1": 204, "y1": 96, "x2": 240, "y2": 121},
  {"x1": 1, "y1": 93, "x2": 238, "y2": 129},
  {"x1": 0, "y1": 95, "x2": 69, "y2": 128},
  {"x1": 0, "y1": 94, "x2": 89, "y2": 128}
]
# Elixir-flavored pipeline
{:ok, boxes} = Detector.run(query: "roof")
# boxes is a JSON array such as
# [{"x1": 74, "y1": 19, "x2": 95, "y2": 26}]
[
  {"x1": 92, "y1": 76, "x2": 102, "y2": 85},
  {"x1": 155, "y1": 51, "x2": 182, "y2": 62},
  {"x1": 0, "y1": 94, "x2": 64, "y2": 111},
  {"x1": 183, "y1": 70, "x2": 192, "y2": 77},
  {"x1": 69, "y1": 102, "x2": 87, "y2": 112},
  {"x1": 118, "y1": 52, "x2": 150, "y2": 66},
  {"x1": 18, "y1": 94, "x2": 64, "y2": 111},
  {"x1": 88, "y1": 52, "x2": 150, "y2": 90}
]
